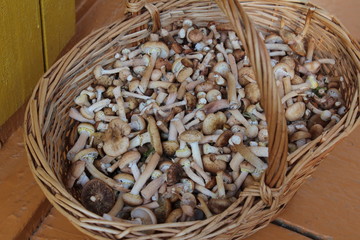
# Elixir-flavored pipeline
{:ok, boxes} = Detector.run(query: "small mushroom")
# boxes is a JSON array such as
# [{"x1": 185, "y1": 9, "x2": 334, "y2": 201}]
[
  {"x1": 203, "y1": 154, "x2": 227, "y2": 174},
  {"x1": 130, "y1": 206, "x2": 157, "y2": 226},
  {"x1": 81, "y1": 178, "x2": 116, "y2": 215},
  {"x1": 117, "y1": 151, "x2": 141, "y2": 180},
  {"x1": 179, "y1": 130, "x2": 204, "y2": 169},
  {"x1": 113, "y1": 173, "x2": 135, "y2": 190},
  {"x1": 67, "y1": 123, "x2": 95, "y2": 161},
  {"x1": 202, "y1": 112, "x2": 227, "y2": 135},
  {"x1": 285, "y1": 102, "x2": 306, "y2": 122},
  {"x1": 66, "y1": 160, "x2": 86, "y2": 188}
]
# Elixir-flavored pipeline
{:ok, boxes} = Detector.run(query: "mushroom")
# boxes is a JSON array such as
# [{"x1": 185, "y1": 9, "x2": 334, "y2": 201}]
[
  {"x1": 67, "y1": 123, "x2": 95, "y2": 161},
  {"x1": 285, "y1": 102, "x2": 306, "y2": 122},
  {"x1": 165, "y1": 209, "x2": 183, "y2": 223},
  {"x1": 154, "y1": 196, "x2": 172, "y2": 223},
  {"x1": 180, "y1": 158, "x2": 205, "y2": 186},
  {"x1": 66, "y1": 160, "x2": 86, "y2": 188},
  {"x1": 246, "y1": 105, "x2": 266, "y2": 121},
  {"x1": 102, "y1": 121, "x2": 130, "y2": 158},
  {"x1": 73, "y1": 148, "x2": 129, "y2": 192},
  {"x1": 113, "y1": 173, "x2": 135, "y2": 190},
  {"x1": 226, "y1": 72, "x2": 240, "y2": 109},
  {"x1": 238, "y1": 67, "x2": 255, "y2": 86},
  {"x1": 208, "y1": 198, "x2": 232, "y2": 215},
  {"x1": 139, "y1": 41, "x2": 170, "y2": 93},
  {"x1": 196, "y1": 195, "x2": 213, "y2": 219},
  {"x1": 129, "y1": 116, "x2": 163, "y2": 155},
  {"x1": 180, "y1": 193, "x2": 197, "y2": 218},
  {"x1": 203, "y1": 154, "x2": 227, "y2": 174},
  {"x1": 234, "y1": 161, "x2": 255, "y2": 191},
  {"x1": 140, "y1": 170, "x2": 167, "y2": 200},
  {"x1": 69, "y1": 108, "x2": 96, "y2": 124},
  {"x1": 130, "y1": 206, "x2": 157, "y2": 227},
  {"x1": 81, "y1": 178, "x2": 116, "y2": 215},
  {"x1": 117, "y1": 151, "x2": 141, "y2": 180},
  {"x1": 80, "y1": 98, "x2": 111, "y2": 119},
  {"x1": 229, "y1": 110, "x2": 258, "y2": 139},
  {"x1": 179, "y1": 130, "x2": 204, "y2": 169},
  {"x1": 202, "y1": 112, "x2": 227, "y2": 135},
  {"x1": 129, "y1": 115, "x2": 146, "y2": 131},
  {"x1": 122, "y1": 153, "x2": 160, "y2": 206},
  {"x1": 306, "y1": 102, "x2": 332, "y2": 121}
]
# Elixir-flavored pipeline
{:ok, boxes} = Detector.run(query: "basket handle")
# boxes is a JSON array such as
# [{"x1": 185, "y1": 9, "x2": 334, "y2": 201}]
[{"x1": 126, "y1": 0, "x2": 288, "y2": 188}]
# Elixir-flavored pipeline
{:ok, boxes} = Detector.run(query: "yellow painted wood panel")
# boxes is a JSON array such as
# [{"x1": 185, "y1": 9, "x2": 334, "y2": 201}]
[
  {"x1": 0, "y1": 0, "x2": 44, "y2": 126},
  {"x1": 40, "y1": 0, "x2": 75, "y2": 68}
]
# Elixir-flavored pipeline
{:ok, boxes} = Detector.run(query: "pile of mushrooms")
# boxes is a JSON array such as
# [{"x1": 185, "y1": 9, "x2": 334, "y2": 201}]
[{"x1": 66, "y1": 15, "x2": 346, "y2": 224}]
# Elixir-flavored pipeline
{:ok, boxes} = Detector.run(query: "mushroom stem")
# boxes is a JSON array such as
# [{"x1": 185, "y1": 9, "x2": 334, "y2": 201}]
[
  {"x1": 107, "y1": 193, "x2": 124, "y2": 216},
  {"x1": 160, "y1": 99, "x2": 186, "y2": 111},
  {"x1": 141, "y1": 174, "x2": 166, "y2": 200},
  {"x1": 67, "y1": 132, "x2": 89, "y2": 161},
  {"x1": 181, "y1": 159, "x2": 205, "y2": 186},
  {"x1": 122, "y1": 90, "x2": 152, "y2": 100},
  {"x1": 197, "y1": 196, "x2": 213, "y2": 218},
  {"x1": 231, "y1": 143, "x2": 268, "y2": 171},
  {"x1": 129, "y1": 132, "x2": 151, "y2": 149},
  {"x1": 226, "y1": 72, "x2": 240, "y2": 109},
  {"x1": 229, "y1": 152, "x2": 245, "y2": 171},
  {"x1": 113, "y1": 87, "x2": 128, "y2": 122},
  {"x1": 249, "y1": 147, "x2": 269, "y2": 157},
  {"x1": 139, "y1": 51, "x2": 158, "y2": 93},
  {"x1": 195, "y1": 184, "x2": 217, "y2": 198},
  {"x1": 190, "y1": 161, "x2": 211, "y2": 184},
  {"x1": 189, "y1": 141, "x2": 203, "y2": 170},
  {"x1": 306, "y1": 37, "x2": 316, "y2": 62},
  {"x1": 203, "y1": 100, "x2": 230, "y2": 114},
  {"x1": 130, "y1": 162, "x2": 141, "y2": 181},
  {"x1": 69, "y1": 108, "x2": 95, "y2": 124},
  {"x1": 216, "y1": 171, "x2": 226, "y2": 198}
]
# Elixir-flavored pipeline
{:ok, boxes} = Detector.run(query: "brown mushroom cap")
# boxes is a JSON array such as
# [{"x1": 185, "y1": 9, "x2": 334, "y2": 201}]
[
  {"x1": 154, "y1": 196, "x2": 172, "y2": 223},
  {"x1": 187, "y1": 29, "x2": 204, "y2": 43},
  {"x1": 147, "y1": 115, "x2": 163, "y2": 155},
  {"x1": 103, "y1": 136, "x2": 129, "y2": 157},
  {"x1": 179, "y1": 130, "x2": 204, "y2": 143},
  {"x1": 176, "y1": 67, "x2": 193, "y2": 83},
  {"x1": 215, "y1": 130, "x2": 233, "y2": 147},
  {"x1": 244, "y1": 83, "x2": 261, "y2": 104},
  {"x1": 290, "y1": 131, "x2": 312, "y2": 142},
  {"x1": 81, "y1": 178, "x2": 115, "y2": 215},
  {"x1": 213, "y1": 62, "x2": 230, "y2": 78},
  {"x1": 122, "y1": 193, "x2": 143, "y2": 206},
  {"x1": 113, "y1": 173, "x2": 135, "y2": 189},
  {"x1": 142, "y1": 41, "x2": 170, "y2": 59},
  {"x1": 118, "y1": 151, "x2": 141, "y2": 169},
  {"x1": 208, "y1": 198, "x2": 232, "y2": 214},
  {"x1": 166, "y1": 162, "x2": 184, "y2": 185},
  {"x1": 73, "y1": 148, "x2": 99, "y2": 162},
  {"x1": 309, "y1": 124, "x2": 324, "y2": 139},
  {"x1": 203, "y1": 154, "x2": 227, "y2": 174},
  {"x1": 108, "y1": 119, "x2": 131, "y2": 136},
  {"x1": 131, "y1": 206, "x2": 157, "y2": 225},
  {"x1": 162, "y1": 140, "x2": 180, "y2": 156},
  {"x1": 202, "y1": 112, "x2": 227, "y2": 135},
  {"x1": 285, "y1": 102, "x2": 306, "y2": 122},
  {"x1": 238, "y1": 67, "x2": 255, "y2": 86}
]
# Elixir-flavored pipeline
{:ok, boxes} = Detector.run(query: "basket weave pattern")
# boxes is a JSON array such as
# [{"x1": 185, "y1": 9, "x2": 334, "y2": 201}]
[{"x1": 25, "y1": 0, "x2": 360, "y2": 239}]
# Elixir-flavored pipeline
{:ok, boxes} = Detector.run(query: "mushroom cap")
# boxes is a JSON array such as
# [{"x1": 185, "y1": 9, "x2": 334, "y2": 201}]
[
  {"x1": 147, "y1": 116, "x2": 163, "y2": 155},
  {"x1": 208, "y1": 198, "x2": 232, "y2": 214},
  {"x1": 75, "y1": 94, "x2": 91, "y2": 107},
  {"x1": 202, "y1": 112, "x2": 227, "y2": 135},
  {"x1": 309, "y1": 124, "x2": 324, "y2": 139},
  {"x1": 93, "y1": 65, "x2": 104, "y2": 79},
  {"x1": 180, "y1": 193, "x2": 196, "y2": 217},
  {"x1": 80, "y1": 106, "x2": 95, "y2": 119},
  {"x1": 113, "y1": 173, "x2": 135, "y2": 189},
  {"x1": 122, "y1": 193, "x2": 143, "y2": 206},
  {"x1": 244, "y1": 83, "x2": 261, "y2": 104},
  {"x1": 159, "y1": 160, "x2": 173, "y2": 172},
  {"x1": 213, "y1": 62, "x2": 231, "y2": 78},
  {"x1": 273, "y1": 63, "x2": 295, "y2": 80},
  {"x1": 172, "y1": 58, "x2": 185, "y2": 74},
  {"x1": 280, "y1": 56, "x2": 296, "y2": 69},
  {"x1": 131, "y1": 206, "x2": 157, "y2": 225},
  {"x1": 215, "y1": 130, "x2": 233, "y2": 147},
  {"x1": 176, "y1": 67, "x2": 193, "y2": 82},
  {"x1": 187, "y1": 29, "x2": 204, "y2": 43},
  {"x1": 238, "y1": 67, "x2": 255, "y2": 86},
  {"x1": 118, "y1": 151, "x2": 141, "y2": 169},
  {"x1": 154, "y1": 196, "x2": 172, "y2": 223},
  {"x1": 78, "y1": 123, "x2": 95, "y2": 135},
  {"x1": 103, "y1": 136, "x2": 129, "y2": 157},
  {"x1": 285, "y1": 102, "x2": 306, "y2": 122},
  {"x1": 81, "y1": 178, "x2": 115, "y2": 215},
  {"x1": 179, "y1": 130, "x2": 203, "y2": 143},
  {"x1": 203, "y1": 154, "x2": 227, "y2": 174},
  {"x1": 73, "y1": 148, "x2": 99, "y2": 162},
  {"x1": 162, "y1": 140, "x2": 179, "y2": 156},
  {"x1": 166, "y1": 162, "x2": 184, "y2": 185},
  {"x1": 290, "y1": 131, "x2": 312, "y2": 142},
  {"x1": 142, "y1": 41, "x2": 169, "y2": 59},
  {"x1": 109, "y1": 118, "x2": 131, "y2": 136},
  {"x1": 280, "y1": 29, "x2": 306, "y2": 56}
]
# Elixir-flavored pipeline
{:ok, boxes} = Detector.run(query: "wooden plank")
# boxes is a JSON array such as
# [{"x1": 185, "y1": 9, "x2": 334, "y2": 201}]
[
  {"x1": 0, "y1": 0, "x2": 44, "y2": 127},
  {"x1": 0, "y1": 128, "x2": 51, "y2": 239},
  {"x1": 280, "y1": 126, "x2": 360, "y2": 238},
  {"x1": 40, "y1": 0, "x2": 76, "y2": 68}
]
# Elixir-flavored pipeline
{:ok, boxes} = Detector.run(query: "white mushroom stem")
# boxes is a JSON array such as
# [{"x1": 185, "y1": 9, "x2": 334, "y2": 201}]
[
  {"x1": 141, "y1": 174, "x2": 166, "y2": 200},
  {"x1": 69, "y1": 108, "x2": 95, "y2": 124},
  {"x1": 182, "y1": 111, "x2": 197, "y2": 124},
  {"x1": 107, "y1": 160, "x2": 120, "y2": 173},
  {"x1": 234, "y1": 170, "x2": 249, "y2": 191},
  {"x1": 67, "y1": 132, "x2": 91, "y2": 161},
  {"x1": 216, "y1": 171, "x2": 226, "y2": 198},
  {"x1": 148, "y1": 81, "x2": 174, "y2": 89},
  {"x1": 203, "y1": 144, "x2": 221, "y2": 155},
  {"x1": 129, "y1": 132, "x2": 151, "y2": 149},
  {"x1": 76, "y1": 172, "x2": 89, "y2": 186},
  {"x1": 228, "y1": 53, "x2": 240, "y2": 88},
  {"x1": 113, "y1": 87, "x2": 128, "y2": 122},
  {"x1": 172, "y1": 118, "x2": 186, "y2": 135},
  {"x1": 190, "y1": 161, "x2": 211, "y2": 184},
  {"x1": 128, "y1": 48, "x2": 143, "y2": 59},
  {"x1": 229, "y1": 152, "x2": 245, "y2": 171},
  {"x1": 122, "y1": 90, "x2": 151, "y2": 100},
  {"x1": 115, "y1": 56, "x2": 149, "y2": 68},
  {"x1": 306, "y1": 37, "x2": 316, "y2": 62},
  {"x1": 306, "y1": 102, "x2": 332, "y2": 121},
  {"x1": 168, "y1": 120, "x2": 177, "y2": 141},
  {"x1": 160, "y1": 99, "x2": 186, "y2": 111},
  {"x1": 85, "y1": 99, "x2": 111, "y2": 113},
  {"x1": 182, "y1": 159, "x2": 205, "y2": 186},
  {"x1": 195, "y1": 184, "x2": 217, "y2": 198},
  {"x1": 215, "y1": 43, "x2": 230, "y2": 64},
  {"x1": 226, "y1": 72, "x2": 240, "y2": 109},
  {"x1": 130, "y1": 153, "x2": 160, "y2": 195},
  {"x1": 129, "y1": 162, "x2": 141, "y2": 181},
  {"x1": 156, "y1": 92, "x2": 168, "y2": 105},
  {"x1": 184, "y1": 118, "x2": 200, "y2": 130},
  {"x1": 265, "y1": 43, "x2": 292, "y2": 51},
  {"x1": 228, "y1": 31, "x2": 241, "y2": 49},
  {"x1": 231, "y1": 143, "x2": 268, "y2": 171},
  {"x1": 186, "y1": 78, "x2": 206, "y2": 91},
  {"x1": 156, "y1": 120, "x2": 169, "y2": 133},
  {"x1": 249, "y1": 147, "x2": 269, "y2": 157},
  {"x1": 139, "y1": 51, "x2": 158, "y2": 93},
  {"x1": 269, "y1": 51, "x2": 286, "y2": 57}
]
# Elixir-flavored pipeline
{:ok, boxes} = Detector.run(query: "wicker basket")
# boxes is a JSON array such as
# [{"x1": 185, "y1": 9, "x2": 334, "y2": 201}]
[{"x1": 24, "y1": 0, "x2": 360, "y2": 239}]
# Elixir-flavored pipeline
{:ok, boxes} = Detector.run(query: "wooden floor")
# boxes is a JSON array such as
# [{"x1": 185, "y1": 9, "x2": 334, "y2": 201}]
[{"x1": 0, "y1": 0, "x2": 359, "y2": 239}]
